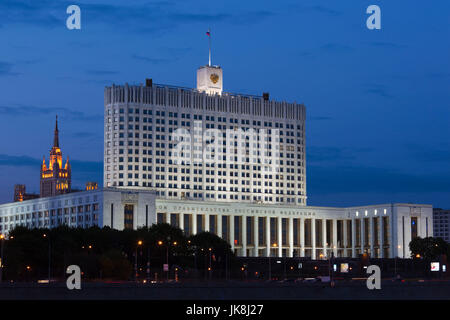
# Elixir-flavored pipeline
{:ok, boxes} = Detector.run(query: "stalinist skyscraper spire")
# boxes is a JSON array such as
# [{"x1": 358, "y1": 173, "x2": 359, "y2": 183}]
[
  {"x1": 53, "y1": 115, "x2": 60, "y2": 148},
  {"x1": 40, "y1": 116, "x2": 71, "y2": 197}
]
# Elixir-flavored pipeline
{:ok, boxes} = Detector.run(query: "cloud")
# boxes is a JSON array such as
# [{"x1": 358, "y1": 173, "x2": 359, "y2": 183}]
[
  {"x1": 307, "y1": 146, "x2": 373, "y2": 163},
  {"x1": 0, "y1": 0, "x2": 273, "y2": 33},
  {"x1": 86, "y1": 69, "x2": 119, "y2": 76},
  {"x1": 72, "y1": 132, "x2": 99, "y2": 139},
  {"x1": 364, "y1": 84, "x2": 394, "y2": 98},
  {"x1": 0, "y1": 153, "x2": 102, "y2": 173},
  {"x1": 289, "y1": 4, "x2": 341, "y2": 16},
  {"x1": 0, "y1": 154, "x2": 39, "y2": 167},
  {"x1": 308, "y1": 5, "x2": 341, "y2": 16},
  {"x1": 309, "y1": 116, "x2": 333, "y2": 121},
  {"x1": 0, "y1": 61, "x2": 20, "y2": 76},
  {"x1": 168, "y1": 12, "x2": 232, "y2": 23},
  {"x1": 307, "y1": 146, "x2": 355, "y2": 163},
  {"x1": 0, "y1": 0, "x2": 62, "y2": 28},
  {"x1": 15, "y1": 58, "x2": 44, "y2": 65},
  {"x1": 425, "y1": 72, "x2": 450, "y2": 79},
  {"x1": 369, "y1": 42, "x2": 407, "y2": 49},
  {"x1": 307, "y1": 164, "x2": 450, "y2": 194},
  {"x1": 0, "y1": 104, "x2": 102, "y2": 122},
  {"x1": 70, "y1": 159, "x2": 102, "y2": 173},
  {"x1": 407, "y1": 144, "x2": 450, "y2": 163},
  {"x1": 320, "y1": 43, "x2": 354, "y2": 53},
  {"x1": 131, "y1": 54, "x2": 172, "y2": 65},
  {"x1": 298, "y1": 43, "x2": 353, "y2": 58}
]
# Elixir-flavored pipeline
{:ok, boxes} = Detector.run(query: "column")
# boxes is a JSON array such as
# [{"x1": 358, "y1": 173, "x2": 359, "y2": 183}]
[
  {"x1": 204, "y1": 214, "x2": 210, "y2": 232},
  {"x1": 299, "y1": 217, "x2": 305, "y2": 257},
  {"x1": 217, "y1": 214, "x2": 222, "y2": 239},
  {"x1": 361, "y1": 218, "x2": 365, "y2": 254},
  {"x1": 265, "y1": 217, "x2": 271, "y2": 257},
  {"x1": 166, "y1": 212, "x2": 171, "y2": 225},
  {"x1": 253, "y1": 216, "x2": 259, "y2": 257},
  {"x1": 277, "y1": 217, "x2": 282, "y2": 257},
  {"x1": 230, "y1": 215, "x2": 235, "y2": 252},
  {"x1": 203, "y1": 213, "x2": 209, "y2": 232},
  {"x1": 351, "y1": 218, "x2": 356, "y2": 258},
  {"x1": 379, "y1": 217, "x2": 384, "y2": 258},
  {"x1": 192, "y1": 213, "x2": 197, "y2": 235},
  {"x1": 311, "y1": 218, "x2": 316, "y2": 260},
  {"x1": 370, "y1": 217, "x2": 374, "y2": 257},
  {"x1": 322, "y1": 219, "x2": 327, "y2": 257},
  {"x1": 288, "y1": 217, "x2": 294, "y2": 257},
  {"x1": 179, "y1": 213, "x2": 184, "y2": 233},
  {"x1": 332, "y1": 219, "x2": 338, "y2": 257},
  {"x1": 343, "y1": 220, "x2": 348, "y2": 256},
  {"x1": 242, "y1": 215, "x2": 247, "y2": 257}
]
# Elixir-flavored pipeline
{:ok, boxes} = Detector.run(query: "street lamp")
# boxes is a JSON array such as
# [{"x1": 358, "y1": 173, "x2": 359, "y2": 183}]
[
  {"x1": 135, "y1": 240, "x2": 143, "y2": 282},
  {"x1": 146, "y1": 241, "x2": 151, "y2": 283},
  {"x1": 394, "y1": 245, "x2": 401, "y2": 277},
  {"x1": 269, "y1": 243, "x2": 277, "y2": 281},
  {"x1": 158, "y1": 240, "x2": 173, "y2": 281},
  {"x1": 208, "y1": 248, "x2": 212, "y2": 280},
  {"x1": 43, "y1": 233, "x2": 51, "y2": 282},
  {"x1": 0, "y1": 234, "x2": 4, "y2": 283}
]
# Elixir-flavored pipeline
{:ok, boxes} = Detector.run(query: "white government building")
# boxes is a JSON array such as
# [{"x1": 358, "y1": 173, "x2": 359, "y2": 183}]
[{"x1": 0, "y1": 63, "x2": 433, "y2": 259}]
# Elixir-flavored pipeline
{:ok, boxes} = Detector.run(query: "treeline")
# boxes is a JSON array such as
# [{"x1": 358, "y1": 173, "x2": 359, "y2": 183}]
[{"x1": 1, "y1": 224, "x2": 236, "y2": 281}]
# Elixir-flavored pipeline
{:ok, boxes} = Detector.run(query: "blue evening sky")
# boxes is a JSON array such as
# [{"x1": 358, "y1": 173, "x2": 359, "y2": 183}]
[{"x1": 0, "y1": 0, "x2": 449, "y2": 208}]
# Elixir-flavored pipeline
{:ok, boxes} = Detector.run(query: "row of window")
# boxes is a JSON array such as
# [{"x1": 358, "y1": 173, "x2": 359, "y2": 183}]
[
  {"x1": 107, "y1": 108, "x2": 303, "y2": 129},
  {"x1": 0, "y1": 204, "x2": 100, "y2": 222}
]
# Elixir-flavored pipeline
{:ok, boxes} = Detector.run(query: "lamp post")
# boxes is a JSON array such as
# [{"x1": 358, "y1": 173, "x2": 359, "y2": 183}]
[
  {"x1": 269, "y1": 243, "x2": 277, "y2": 281},
  {"x1": 135, "y1": 240, "x2": 143, "y2": 282},
  {"x1": 395, "y1": 245, "x2": 401, "y2": 277},
  {"x1": 43, "y1": 233, "x2": 51, "y2": 282},
  {"x1": 0, "y1": 234, "x2": 4, "y2": 283},
  {"x1": 158, "y1": 240, "x2": 174, "y2": 281},
  {"x1": 146, "y1": 242, "x2": 151, "y2": 283},
  {"x1": 208, "y1": 248, "x2": 212, "y2": 280}
]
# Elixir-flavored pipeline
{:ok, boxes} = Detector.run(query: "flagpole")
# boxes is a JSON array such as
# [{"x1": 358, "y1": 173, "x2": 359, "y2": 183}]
[{"x1": 208, "y1": 28, "x2": 211, "y2": 67}]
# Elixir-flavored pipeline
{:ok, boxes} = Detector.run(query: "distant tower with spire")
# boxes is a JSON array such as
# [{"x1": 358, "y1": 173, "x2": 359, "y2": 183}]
[{"x1": 40, "y1": 116, "x2": 72, "y2": 197}]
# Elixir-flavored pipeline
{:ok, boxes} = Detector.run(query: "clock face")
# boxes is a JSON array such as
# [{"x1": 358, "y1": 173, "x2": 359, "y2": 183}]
[{"x1": 210, "y1": 73, "x2": 219, "y2": 84}]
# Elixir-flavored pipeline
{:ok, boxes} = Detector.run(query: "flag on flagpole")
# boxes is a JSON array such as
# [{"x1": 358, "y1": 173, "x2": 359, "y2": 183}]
[{"x1": 206, "y1": 30, "x2": 210, "y2": 36}]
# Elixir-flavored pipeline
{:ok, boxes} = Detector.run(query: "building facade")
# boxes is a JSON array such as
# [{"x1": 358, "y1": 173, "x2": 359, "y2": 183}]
[
  {"x1": 13, "y1": 185, "x2": 39, "y2": 202},
  {"x1": 40, "y1": 116, "x2": 71, "y2": 197},
  {"x1": 104, "y1": 65, "x2": 307, "y2": 205},
  {"x1": 0, "y1": 190, "x2": 432, "y2": 259},
  {"x1": 433, "y1": 208, "x2": 450, "y2": 242},
  {"x1": 0, "y1": 188, "x2": 155, "y2": 233}
]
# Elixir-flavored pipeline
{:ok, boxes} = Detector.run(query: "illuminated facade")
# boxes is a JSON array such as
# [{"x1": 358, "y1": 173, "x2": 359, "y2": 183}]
[
  {"x1": 40, "y1": 116, "x2": 71, "y2": 197},
  {"x1": 104, "y1": 64, "x2": 306, "y2": 205},
  {"x1": 0, "y1": 193, "x2": 433, "y2": 259}
]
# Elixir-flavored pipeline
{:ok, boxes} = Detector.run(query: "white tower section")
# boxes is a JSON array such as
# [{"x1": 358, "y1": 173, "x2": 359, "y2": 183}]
[{"x1": 197, "y1": 65, "x2": 223, "y2": 95}]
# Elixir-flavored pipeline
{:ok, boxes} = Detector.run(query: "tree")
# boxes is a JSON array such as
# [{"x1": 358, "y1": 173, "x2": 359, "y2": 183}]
[
  {"x1": 188, "y1": 232, "x2": 235, "y2": 278},
  {"x1": 410, "y1": 237, "x2": 448, "y2": 260},
  {"x1": 99, "y1": 249, "x2": 132, "y2": 280}
]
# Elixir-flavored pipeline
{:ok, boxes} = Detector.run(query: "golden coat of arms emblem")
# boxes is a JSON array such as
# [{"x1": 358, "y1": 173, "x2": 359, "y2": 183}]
[{"x1": 210, "y1": 73, "x2": 219, "y2": 84}]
